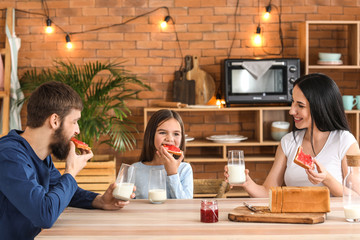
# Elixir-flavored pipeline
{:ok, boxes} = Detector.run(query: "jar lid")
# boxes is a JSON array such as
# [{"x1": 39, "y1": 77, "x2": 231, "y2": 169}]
[{"x1": 346, "y1": 155, "x2": 360, "y2": 167}]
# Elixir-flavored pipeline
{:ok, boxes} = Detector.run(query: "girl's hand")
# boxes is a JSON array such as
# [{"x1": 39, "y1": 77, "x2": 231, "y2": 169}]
[
  {"x1": 306, "y1": 159, "x2": 328, "y2": 185},
  {"x1": 158, "y1": 146, "x2": 183, "y2": 175},
  {"x1": 224, "y1": 165, "x2": 249, "y2": 189}
]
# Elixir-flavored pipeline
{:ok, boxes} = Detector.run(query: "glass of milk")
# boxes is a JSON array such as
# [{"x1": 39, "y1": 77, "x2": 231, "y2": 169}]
[
  {"x1": 227, "y1": 150, "x2": 245, "y2": 184},
  {"x1": 148, "y1": 169, "x2": 167, "y2": 204},
  {"x1": 112, "y1": 164, "x2": 136, "y2": 201}
]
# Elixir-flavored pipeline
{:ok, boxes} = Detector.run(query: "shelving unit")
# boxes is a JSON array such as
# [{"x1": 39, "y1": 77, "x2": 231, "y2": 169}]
[
  {"x1": 299, "y1": 20, "x2": 360, "y2": 74},
  {"x1": 144, "y1": 107, "x2": 360, "y2": 163},
  {"x1": 0, "y1": 8, "x2": 13, "y2": 137}
]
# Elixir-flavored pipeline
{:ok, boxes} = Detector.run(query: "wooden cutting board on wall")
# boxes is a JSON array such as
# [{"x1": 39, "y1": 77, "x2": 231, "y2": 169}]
[
  {"x1": 186, "y1": 56, "x2": 215, "y2": 105},
  {"x1": 173, "y1": 55, "x2": 195, "y2": 105},
  {"x1": 228, "y1": 206, "x2": 326, "y2": 224}
]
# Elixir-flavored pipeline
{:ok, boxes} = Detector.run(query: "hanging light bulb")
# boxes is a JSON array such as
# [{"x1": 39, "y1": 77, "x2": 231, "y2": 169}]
[
  {"x1": 65, "y1": 34, "x2": 72, "y2": 49},
  {"x1": 161, "y1": 16, "x2": 171, "y2": 29},
  {"x1": 263, "y1": 5, "x2": 271, "y2": 20},
  {"x1": 253, "y1": 25, "x2": 262, "y2": 46},
  {"x1": 45, "y1": 18, "x2": 54, "y2": 34}
]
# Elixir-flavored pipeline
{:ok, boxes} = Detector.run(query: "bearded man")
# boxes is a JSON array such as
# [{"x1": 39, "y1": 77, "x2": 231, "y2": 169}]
[{"x1": 0, "y1": 81, "x2": 134, "y2": 239}]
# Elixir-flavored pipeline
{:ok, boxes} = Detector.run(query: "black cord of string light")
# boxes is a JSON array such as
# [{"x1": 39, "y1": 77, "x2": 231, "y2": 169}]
[
  {"x1": 41, "y1": 0, "x2": 49, "y2": 19},
  {"x1": 227, "y1": 0, "x2": 240, "y2": 59},
  {"x1": 14, "y1": 8, "x2": 68, "y2": 34},
  {"x1": 11, "y1": 6, "x2": 184, "y2": 69},
  {"x1": 261, "y1": 0, "x2": 284, "y2": 56}
]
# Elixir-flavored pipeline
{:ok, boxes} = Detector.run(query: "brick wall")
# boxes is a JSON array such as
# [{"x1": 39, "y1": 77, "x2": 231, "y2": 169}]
[{"x1": 1, "y1": 0, "x2": 360, "y2": 183}]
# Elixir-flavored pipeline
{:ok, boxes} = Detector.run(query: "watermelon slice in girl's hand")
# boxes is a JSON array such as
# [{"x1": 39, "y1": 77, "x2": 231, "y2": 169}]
[
  {"x1": 294, "y1": 146, "x2": 314, "y2": 169},
  {"x1": 163, "y1": 144, "x2": 181, "y2": 156},
  {"x1": 71, "y1": 137, "x2": 91, "y2": 151}
]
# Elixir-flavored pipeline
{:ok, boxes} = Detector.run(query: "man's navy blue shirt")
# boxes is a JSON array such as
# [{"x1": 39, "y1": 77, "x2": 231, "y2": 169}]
[{"x1": 0, "y1": 130, "x2": 98, "y2": 239}]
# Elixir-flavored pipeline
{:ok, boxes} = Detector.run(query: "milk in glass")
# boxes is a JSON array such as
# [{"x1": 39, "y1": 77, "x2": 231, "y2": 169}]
[
  {"x1": 227, "y1": 164, "x2": 245, "y2": 184},
  {"x1": 148, "y1": 189, "x2": 167, "y2": 203},
  {"x1": 113, "y1": 183, "x2": 134, "y2": 201}
]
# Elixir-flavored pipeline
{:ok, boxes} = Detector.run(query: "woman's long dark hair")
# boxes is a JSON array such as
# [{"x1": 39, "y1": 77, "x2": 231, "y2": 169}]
[
  {"x1": 139, "y1": 109, "x2": 185, "y2": 162},
  {"x1": 292, "y1": 73, "x2": 349, "y2": 154}
]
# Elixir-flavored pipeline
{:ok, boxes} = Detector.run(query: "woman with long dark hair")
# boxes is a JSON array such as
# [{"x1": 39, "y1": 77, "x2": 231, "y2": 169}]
[{"x1": 225, "y1": 73, "x2": 360, "y2": 197}]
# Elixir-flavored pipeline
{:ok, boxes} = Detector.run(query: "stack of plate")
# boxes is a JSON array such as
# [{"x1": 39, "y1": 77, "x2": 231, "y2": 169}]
[
  {"x1": 317, "y1": 52, "x2": 342, "y2": 65},
  {"x1": 206, "y1": 135, "x2": 248, "y2": 143}
]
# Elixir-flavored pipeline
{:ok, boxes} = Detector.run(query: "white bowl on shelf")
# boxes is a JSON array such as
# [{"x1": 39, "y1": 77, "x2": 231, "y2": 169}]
[
  {"x1": 271, "y1": 121, "x2": 290, "y2": 141},
  {"x1": 318, "y1": 52, "x2": 341, "y2": 61}
]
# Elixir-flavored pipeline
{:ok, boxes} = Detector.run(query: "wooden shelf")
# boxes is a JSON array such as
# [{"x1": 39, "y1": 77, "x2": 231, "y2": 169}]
[
  {"x1": 193, "y1": 188, "x2": 249, "y2": 198},
  {"x1": 300, "y1": 20, "x2": 360, "y2": 74},
  {"x1": 185, "y1": 155, "x2": 276, "y2": 163},
  {"x1": 0, "y1": 8, "x2": 13, "y2": 136},
  {"x1": 308, "y1": 65, "x2": 359, "y2": 70},
  {"x1": 144, "y1": 106, "x2": 291, "y2": 164},
  {"x1": 186, "y1": 140, "x2": 279, "y2": 147}
]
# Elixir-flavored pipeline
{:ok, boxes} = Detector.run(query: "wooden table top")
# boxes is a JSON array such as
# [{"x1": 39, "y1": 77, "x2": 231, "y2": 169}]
[{"x1": 36, "y1": 197, "x2": 360, "y2": 239}]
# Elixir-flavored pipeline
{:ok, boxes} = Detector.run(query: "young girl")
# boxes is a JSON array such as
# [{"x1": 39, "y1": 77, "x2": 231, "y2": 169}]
[
  {"x1": 225, "y1": 73, "x2": 360, "y2": 197},
  {"x1": 132, "y1": 109, "x2": 193, "y2": 199}
]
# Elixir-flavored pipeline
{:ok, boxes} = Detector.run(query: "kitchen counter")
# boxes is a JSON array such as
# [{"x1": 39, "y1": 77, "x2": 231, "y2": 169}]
[{"x1": 36, "y1": 197, "x2": 360, "y2": 239}]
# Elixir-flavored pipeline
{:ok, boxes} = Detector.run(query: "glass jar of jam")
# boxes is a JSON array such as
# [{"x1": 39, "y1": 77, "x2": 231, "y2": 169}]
[{"x1": 200, "y1": 200, "x2": 218, "y2": 223}]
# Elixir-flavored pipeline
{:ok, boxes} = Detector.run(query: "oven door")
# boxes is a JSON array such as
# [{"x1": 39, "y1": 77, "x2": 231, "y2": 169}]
[{"x1": 224, "y1": 60, "x2": 291, "y2": 104}]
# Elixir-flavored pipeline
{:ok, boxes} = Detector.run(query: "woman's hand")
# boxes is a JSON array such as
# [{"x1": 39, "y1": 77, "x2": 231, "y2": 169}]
[
  {"x1": 157, "y1": 145, "x2": 183, "y2": 175},
  {"x1": 306, "y1": 159, "x2": 328, "y2": 185},
  {"x1": 92, "y1": 183, "x2": 136, "y2": 210},
  {"x1": 224, "y1": 165, "x2": 249, "y2": 189}
]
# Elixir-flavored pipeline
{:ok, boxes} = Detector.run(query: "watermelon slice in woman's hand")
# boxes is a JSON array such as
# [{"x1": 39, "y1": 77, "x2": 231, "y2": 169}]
[
  {"x1": 163, "y1": 144, "x2": 181, "y2": 156},
  {"x1": 294, "y1": 146, "x2": 314, "y2": 169}
]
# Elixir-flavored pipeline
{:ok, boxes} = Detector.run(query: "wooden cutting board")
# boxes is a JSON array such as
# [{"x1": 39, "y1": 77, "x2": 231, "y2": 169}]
[
  {"x1": 228, "y1": 206, "x2": 326, "y2": 224},
  {"x1": 173, "y1": 56, "x2": 195, "y2": 104},
  {"x1": 186, "y1": 56, "x2": 215, "y2": 105}
]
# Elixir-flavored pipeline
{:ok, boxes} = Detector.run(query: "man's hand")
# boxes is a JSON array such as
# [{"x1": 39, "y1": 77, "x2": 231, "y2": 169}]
[
  {"x1": 92, "y1": 183, "x2": 136, "y2": 210},
  {"x1": 64, "y1": 141, "x2": 93, "y2": 178}
]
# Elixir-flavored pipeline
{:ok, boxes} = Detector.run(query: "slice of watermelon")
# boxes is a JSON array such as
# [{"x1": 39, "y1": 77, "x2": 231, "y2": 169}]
[
  {"x1": 71, "y1": 137, "x2": 91, "y2": 151},
  {"x1": 163, "y1": 144, "x2": 181, "y2": 156},
  {"x1": 294, "y1": 146, "x2": 314, "y2": 169}
]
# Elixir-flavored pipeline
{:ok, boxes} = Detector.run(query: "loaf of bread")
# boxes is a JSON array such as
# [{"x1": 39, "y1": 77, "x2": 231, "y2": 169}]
[{"x1": 269, "y1": 186, "x2": 330, "y2": 213}]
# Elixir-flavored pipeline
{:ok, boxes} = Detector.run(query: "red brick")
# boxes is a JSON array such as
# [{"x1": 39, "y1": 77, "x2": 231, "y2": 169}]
[
  {"x1": 175, "y1": 0, "x2": 201, "y2": 7},
  {"x1": 70, "y1": 0, "x2": 95, "y2": 8},
  {"x1": 189, "y1": 41, "x2": 214, "y2": 49},
  {"x1": 188, "y1": 24, "x2": 214, "y2": 32},
  {"x1": 95, "y1": 0, "x2": 123, "y2": 7},
  {"x1": 176, "y1": 16, "x2": 202, "y2": 24},
  {"x1": 200, "y1": 0, "x2": 226, "y2": 7}
]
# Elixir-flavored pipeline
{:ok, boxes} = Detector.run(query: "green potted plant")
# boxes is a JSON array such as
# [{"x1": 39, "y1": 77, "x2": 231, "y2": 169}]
[
  {"x1": 20, "y1": 60, "x2": 151, "y2": 152},
  {"x1": 19, "y1": 60, "x2": 151, "y2": 194}
]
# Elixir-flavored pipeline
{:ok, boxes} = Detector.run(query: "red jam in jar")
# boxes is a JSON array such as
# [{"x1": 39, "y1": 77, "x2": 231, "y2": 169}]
[{"x1": 200, "y1": 200, "x2": 218, "y2": 223}]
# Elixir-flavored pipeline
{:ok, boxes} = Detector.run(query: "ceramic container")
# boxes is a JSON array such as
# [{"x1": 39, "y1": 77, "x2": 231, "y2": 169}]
[{"x1": 271, "y1": 121, "x2": 290, "y2": 141}]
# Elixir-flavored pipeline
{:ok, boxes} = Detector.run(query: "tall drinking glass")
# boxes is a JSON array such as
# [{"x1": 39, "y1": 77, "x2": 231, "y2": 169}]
[
  {"x1": 227, "y1": 150, "x2": 245, "y2": 184},
  {"x1": 112, "y1": 164, "x2": 135, "y2": 201},
  {"x1": 148, "y1": 169, "x2": 167, "y2": 204}
]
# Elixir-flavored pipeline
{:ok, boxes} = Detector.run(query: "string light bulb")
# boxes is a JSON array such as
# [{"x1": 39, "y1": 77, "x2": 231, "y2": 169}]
[
  {"x1": 65, "y1": 34, "x2": 72, "y2": 49},
  {"x1": 45, "y1": 18, "x2": 54, "y2": 34},
  {"x1": 161, "y1": 16, "x2": 171, "y2": 29},
  {"x1": 253, "y1": 25, "x2": 262, "y2": 46},
  {"x1": 264, "y1": 5, "x2": 271, "y2": 20}
]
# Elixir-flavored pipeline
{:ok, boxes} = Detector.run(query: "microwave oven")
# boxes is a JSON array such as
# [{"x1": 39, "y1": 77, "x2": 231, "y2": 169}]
[{"x1": 223, "y1": 58, "x2": 300, "y2": 105}]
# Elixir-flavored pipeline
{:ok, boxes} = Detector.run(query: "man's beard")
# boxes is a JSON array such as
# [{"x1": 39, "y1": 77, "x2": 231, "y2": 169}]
[{"x1": 50, "y1": 124, "x2": 71, "y2": 160}]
